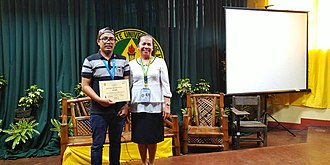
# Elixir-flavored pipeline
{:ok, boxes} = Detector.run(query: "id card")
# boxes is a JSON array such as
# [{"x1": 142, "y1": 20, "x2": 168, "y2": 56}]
[{"x1": 140, "y1": 87, "x2": 151, "y2": 102}]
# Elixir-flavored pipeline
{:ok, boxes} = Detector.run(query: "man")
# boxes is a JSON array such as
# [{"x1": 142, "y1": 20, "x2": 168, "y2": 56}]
[{"x1": 81, "y1": 27, "x2": 130, "y2": 165}]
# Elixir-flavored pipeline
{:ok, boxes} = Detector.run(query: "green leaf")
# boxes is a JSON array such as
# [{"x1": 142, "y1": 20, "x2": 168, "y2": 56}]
[
  {"x1": 12, "y1": 136, "x2": 21, "y2": 149},
  {"x1": 5, "y1": 134, "x2": 17, "y2": 142},
  {"x1": 33, "y1": 129, "x2": 40, "y2": 135},
  {"x1": 2, "y1": 119, "x2": 39, "y2": 149}
]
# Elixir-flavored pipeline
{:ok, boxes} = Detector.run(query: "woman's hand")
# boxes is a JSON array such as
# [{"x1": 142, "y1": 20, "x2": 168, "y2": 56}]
[
  {"x1": 163, "y1": 98, "x2": 171, "y2": 120},
  {"x1": 163, "y1": 103, "x2": 171, "y2": 120}
]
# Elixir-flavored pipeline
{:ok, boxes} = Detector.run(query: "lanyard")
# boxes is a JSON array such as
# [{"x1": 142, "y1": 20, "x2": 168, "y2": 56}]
[
  {"x1": 102, "y1": 59, "x2": 116, "y2": 79},
  {"x1": 139, "y1": 57, "x2": 152, "y2": 86}
]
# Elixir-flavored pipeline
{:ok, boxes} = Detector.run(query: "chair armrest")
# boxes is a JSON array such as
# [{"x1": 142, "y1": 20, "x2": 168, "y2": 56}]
[
  {"x1": 182, "y1": 114, "x2": 189, "y2": 154},
  {"x1": 183, "y1": 114, "x2": 189, "y2": 128},
  {"x1": 231, "y1": 107, "x2": 250, "y2": 116},
  {"x1": 60, "y1": 123, "x2": 69, "y2": 160},
  {"x1": 221, "y1": 114, "x2": 229, "y2": 150},
  {"x1": 170, "y1": 115, "x2": 180, "y2": 155},
  {"x1": 169, "y1": 115, "x2": 179, "y2": 132}
]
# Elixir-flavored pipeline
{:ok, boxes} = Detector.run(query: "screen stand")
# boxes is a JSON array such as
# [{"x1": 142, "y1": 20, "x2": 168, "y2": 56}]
[{"x1": 263, "y1": 95, "x2": 296, "y2": 137}]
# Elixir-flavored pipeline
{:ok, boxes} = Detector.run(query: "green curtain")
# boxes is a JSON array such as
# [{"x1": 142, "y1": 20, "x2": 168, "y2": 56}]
[{"x1": 0, "y1": 0, "x2": 245, "y2": 159}]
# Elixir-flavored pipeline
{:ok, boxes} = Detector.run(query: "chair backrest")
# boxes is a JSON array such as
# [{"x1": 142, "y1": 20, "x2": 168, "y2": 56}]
[
  {"x1": 232, "y1": 95, "x2": 262, "y2": 121},
  {"x1": 62, "y1": 97, "x2": 92, "y2": 136},
  {"x1": 62, "y1": 97, "x2": 177, "y2": 137},
  {"x1": 186, "y1": 93, "x2": 225, "y2": 127}
]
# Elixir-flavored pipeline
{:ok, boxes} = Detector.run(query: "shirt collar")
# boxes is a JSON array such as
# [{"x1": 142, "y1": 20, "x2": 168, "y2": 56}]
[{"x1": 98, "y1": 51, "x2": 117, "y2": 60}]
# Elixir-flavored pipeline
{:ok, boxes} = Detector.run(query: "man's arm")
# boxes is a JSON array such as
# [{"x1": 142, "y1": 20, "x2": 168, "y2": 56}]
[{"x1": 81, "y1": 77, "x2": 115, "y2": 107}]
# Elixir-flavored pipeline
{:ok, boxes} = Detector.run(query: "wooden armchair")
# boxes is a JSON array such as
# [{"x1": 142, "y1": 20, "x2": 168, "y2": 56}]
[
  {"x1": 182, "y1": 93, "x2": 229, "y2": 154},
  {"x1": 60, "y1": 97, "x2": 92, "y2": 159},
  {"x1": 231, "y1": 95, "x2": 267, "y2": 149},
  {"x1": 60, "y1": 97, "x2": 181, "y2": 161}
]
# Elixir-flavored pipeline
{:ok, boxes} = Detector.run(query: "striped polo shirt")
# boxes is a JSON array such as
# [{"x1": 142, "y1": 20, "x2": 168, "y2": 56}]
[{"x1": 81, "y1": 52, "x2": 130, "y2": 114}]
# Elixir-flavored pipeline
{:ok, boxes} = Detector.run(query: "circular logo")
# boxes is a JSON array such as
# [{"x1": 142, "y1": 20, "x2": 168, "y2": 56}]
[{"x1": 114, "y1": 28, "x2": 164, "y2": 61}]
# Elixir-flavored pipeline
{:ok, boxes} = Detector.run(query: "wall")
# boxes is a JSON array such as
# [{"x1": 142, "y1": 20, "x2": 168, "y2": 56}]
[{"x1": 269, "y1": 105, "x2": 330, "y2": 123}]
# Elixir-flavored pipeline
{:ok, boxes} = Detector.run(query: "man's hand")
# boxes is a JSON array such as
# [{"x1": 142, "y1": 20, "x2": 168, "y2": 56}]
[
  {"x1": 118, "y1": 104, "x2": 129, "y2": 118},
  {"x1": 98, "y1": 98, "x2": 116, "y2": 107},
  {"x1": 82, "y1": 77, "x2": 115, "y2": 108}
]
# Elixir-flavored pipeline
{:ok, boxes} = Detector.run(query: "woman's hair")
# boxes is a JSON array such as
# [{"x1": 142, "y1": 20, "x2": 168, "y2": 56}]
[{"x1": 138, "y1": 34, "x2": 154, "y2": 45}]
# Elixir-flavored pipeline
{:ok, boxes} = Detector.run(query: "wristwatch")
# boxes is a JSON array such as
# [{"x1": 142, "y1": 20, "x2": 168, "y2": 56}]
[{"x1": 165, "y1": 102, "x2": 171, "y2": 106}]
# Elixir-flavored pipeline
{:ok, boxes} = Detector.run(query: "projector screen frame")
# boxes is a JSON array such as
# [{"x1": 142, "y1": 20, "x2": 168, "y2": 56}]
[{"x1": 224, "y1": 7, "x2": 309, "y2": 96}]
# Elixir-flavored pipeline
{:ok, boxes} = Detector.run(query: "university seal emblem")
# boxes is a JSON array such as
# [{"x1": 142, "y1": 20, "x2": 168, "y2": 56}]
[{"x1": 114, "y1": 28, "x2": 164, "y2": 61}]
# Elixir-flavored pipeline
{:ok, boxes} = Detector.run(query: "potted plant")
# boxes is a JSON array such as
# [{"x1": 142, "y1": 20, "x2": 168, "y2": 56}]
[
  {"x1": 16, "y1": 85, "x2": 44, "y2": 118},
  {"x1": 176, "y1": 78, "x2": 210, "y2": 97},
  {"x1": 2, "y1": 118, "x2": 40, "y2": 150},
  {"x1": 74, "y1": 83, "x2": 87, "y2": 98},
  {"x1": 176, "y1": 78, "x2": 193, "y2": 122},
  {"x1": 176, "y1": 78, "x2": 192, "y2": 98},
  {"x1": 58, "y1": 91, "x2": 74, "y2": 104},
  {"x1": 50, "y1": 118, "x2": 73, "y2": 137},
  {"x1": 58, "y1": 82, "x2": 87, "y2": 104},
  {"x1": 177, "y1": 78, "x2": 212, "y2": 123},
  {"x1": 192, "y1": 79, "x2": 211, "y2": 94}
]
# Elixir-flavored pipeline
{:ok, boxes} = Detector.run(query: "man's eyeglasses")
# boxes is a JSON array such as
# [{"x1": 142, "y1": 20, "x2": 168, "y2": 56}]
[{"x1": 99, "y1": 37, "x2": 116, "y2": 43}]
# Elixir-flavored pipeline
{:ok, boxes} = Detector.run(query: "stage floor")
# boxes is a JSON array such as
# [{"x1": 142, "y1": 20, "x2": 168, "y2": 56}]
[
  {"x1": 3, "y1": 127, "x2": 329, "y2": 165},
  {"x1": 125, "y1": 126, "x2": 330, "y2": 165}
]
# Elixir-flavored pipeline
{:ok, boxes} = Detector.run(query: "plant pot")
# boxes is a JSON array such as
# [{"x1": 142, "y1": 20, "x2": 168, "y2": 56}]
[
  {"x1": 15, "y1": 108, "x2": 32, "y2": 118},
  {"x1": 5, "y1": 136, "x2": 33, "y2": 151}
]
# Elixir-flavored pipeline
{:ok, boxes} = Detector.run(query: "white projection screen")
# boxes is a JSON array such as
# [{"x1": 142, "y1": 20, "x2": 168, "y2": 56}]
[{"x1": 225, "y1": 7, "x2": 308, "y2": 95}]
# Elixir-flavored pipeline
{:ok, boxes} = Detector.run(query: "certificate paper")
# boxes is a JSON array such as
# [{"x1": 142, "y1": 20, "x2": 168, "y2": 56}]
[{"x1": 99, "y1": 79, "x2": 130, "y2": 102}]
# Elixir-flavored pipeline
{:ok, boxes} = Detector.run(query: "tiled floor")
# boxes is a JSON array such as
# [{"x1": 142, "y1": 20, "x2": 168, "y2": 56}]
[{"x1": 0, "y1": 128, "x2": 312, "y2": 165}]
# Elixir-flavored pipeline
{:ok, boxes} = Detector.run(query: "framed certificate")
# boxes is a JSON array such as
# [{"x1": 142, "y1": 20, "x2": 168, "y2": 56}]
[{"x1": 99, "y1": 79, "x2": 130, "y2": 102}]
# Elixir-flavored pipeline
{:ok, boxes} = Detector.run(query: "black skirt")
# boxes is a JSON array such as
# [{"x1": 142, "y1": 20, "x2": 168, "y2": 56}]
[{"x1": 131, "y1": 112, "x2": 164, "y2": 144}]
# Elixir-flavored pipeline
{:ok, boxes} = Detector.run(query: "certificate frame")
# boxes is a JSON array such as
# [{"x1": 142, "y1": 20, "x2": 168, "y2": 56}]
[{"x1": 99, "y1": 79, "x2": 130, "y2": 102}]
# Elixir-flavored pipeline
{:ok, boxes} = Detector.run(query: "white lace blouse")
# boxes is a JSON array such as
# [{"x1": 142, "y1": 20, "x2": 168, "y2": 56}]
[{"x1": 129, "y1": 57, "x2": 172, "y2": 113}]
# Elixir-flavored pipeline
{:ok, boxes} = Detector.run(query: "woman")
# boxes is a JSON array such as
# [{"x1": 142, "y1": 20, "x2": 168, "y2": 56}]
[{"x1": 129, "y1": 34, "x2": 172, "y2": 165}]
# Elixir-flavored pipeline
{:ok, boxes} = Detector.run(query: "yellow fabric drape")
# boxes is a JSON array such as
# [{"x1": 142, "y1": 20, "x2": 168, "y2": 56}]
[
  {"x1": 62, "y1": 138, "x2": 173, "y2": 165},
  {"x1": 270, "y1": 0, "x2": 330, "y2": 108},
  {"x1": 271, "y1": 49, "x2": 330, "y2": 108}
]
